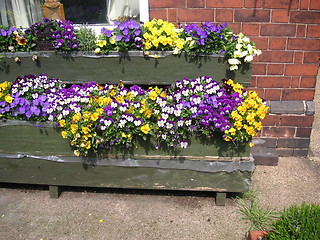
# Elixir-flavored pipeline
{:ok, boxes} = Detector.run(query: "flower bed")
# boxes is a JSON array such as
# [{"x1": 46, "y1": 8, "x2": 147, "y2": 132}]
[{"x1": 0, "y1": 18, "x2": 264, "y2": 203}]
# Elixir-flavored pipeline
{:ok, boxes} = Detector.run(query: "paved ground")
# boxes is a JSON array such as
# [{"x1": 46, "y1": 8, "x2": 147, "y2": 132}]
[{"x1": 0, "y1": 157, "x2": 319, "y2": 240}]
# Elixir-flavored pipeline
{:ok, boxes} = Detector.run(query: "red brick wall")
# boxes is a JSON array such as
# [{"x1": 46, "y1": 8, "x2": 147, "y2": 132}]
[{"x1": 149, "y1": 0, "x2": 320, "y2": 156}]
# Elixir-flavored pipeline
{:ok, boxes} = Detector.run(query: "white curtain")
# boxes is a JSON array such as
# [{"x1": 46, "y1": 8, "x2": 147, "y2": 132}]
[
  {"x1": 1, "y1": 0, "x2": 43, "y2": 28},
  {"x1": 108, "y1": 0, "x2": 139, "y2": 23}
]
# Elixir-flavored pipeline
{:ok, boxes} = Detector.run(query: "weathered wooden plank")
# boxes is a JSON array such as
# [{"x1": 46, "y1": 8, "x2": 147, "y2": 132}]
[
  {"x1": 0, "y1": 121, "x2": 250, "y2": 159},
  {"x1": 0, "y1": 51, "x2": 252, "y2": 86},
  {"x1": 0, "y1": 157, "x2": 252, "y2": 193}
]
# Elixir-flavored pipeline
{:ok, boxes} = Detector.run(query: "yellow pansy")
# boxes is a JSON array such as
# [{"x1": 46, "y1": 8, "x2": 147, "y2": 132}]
[
  {"x1": 61, "y1": 131, "x2": 68, "y2": 139},
  {"x1": 116, "y1": 95, "x2": 124, "y2": 104},
  {"x1": 4, "y1": 94, "x2": 12, "y2": 103},
  {"x1": 97, "y1": 40, "x2": 107, "y2": 47},
  {"x1": 141, "y1": 124, "x2": 151, "y2": 134},
  {"x1": 149, "y1": 90, "x2": 158, "y2": 100},
  {"x1": 90, "y1": 112, "x2": 100, "y2": 121},
  {"x1": 82, "y1": 126, "x2": 90, "y2": 134},
  {"x1": 59, "y1": 119, "x2": 66, "y2": 127},
  {"x1": 85, "y1": 141, "x2": 91, "y2": 149},
  {"x1": 72, "y1": 112, "x2": 81, "y2": 122},
  {"x1": 83, "y1": 111, "x2": 91, "y2": 121},
  {"x1": 70, "y1": 124, "x2": 78, "y2": 134}
]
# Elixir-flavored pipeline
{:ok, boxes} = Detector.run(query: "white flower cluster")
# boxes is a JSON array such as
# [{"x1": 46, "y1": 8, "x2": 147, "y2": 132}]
[{"x1": 228, "y1": 33, "x2": 261, "y2": 71}]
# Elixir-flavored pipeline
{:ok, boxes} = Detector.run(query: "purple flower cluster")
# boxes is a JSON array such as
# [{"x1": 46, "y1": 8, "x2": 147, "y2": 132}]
[
  {"x1": 153, "y1": 76, "x2": 243, "y2": 148},
  {"x1": 182, "y1": 22, "x2": 230, "y2": 54},
  {"x1": 101, "y1": 19, "x2": 143, "y2": 51},
  {"x1": 46, "y1": 81, "x2": 104, "y2": 121},
  {"x1": 0, "y1": 27, "x2": 16, "y2": 37},
  {"x1": 52, "y1": 20, "x2": 78, "y2": 50},
  {"x1": 25, "y1": 18, "x2": 78, "y2": 52},
  {"x1": 0, "y1": 74, "x2": 63, "y2": 121}
]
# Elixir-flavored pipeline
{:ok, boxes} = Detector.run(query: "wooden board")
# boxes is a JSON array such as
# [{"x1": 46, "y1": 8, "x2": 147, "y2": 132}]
[{"x1": 0, "y1": 51, "x2": 252, "y2": 86}]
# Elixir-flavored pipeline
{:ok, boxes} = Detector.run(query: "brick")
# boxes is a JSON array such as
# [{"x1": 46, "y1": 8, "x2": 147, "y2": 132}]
[
  {"x1": 290, "y1": 11, "x2": 320, "y2": 24},
  {"x1": 168, "y1": 9, "x2": 177, "y2": 23},
  {"x1": 216, "y1": 9, "x2": 233, "y2": 22},
  {"x1": 244, "y1": 0, "x2": 263, "y2": 8},
  {"x1": 277, "y1": 138, "x2": 310, "y2": 148},
  {"x1": 235, "y1": 9, "x2": 270, "y2": 22},
  {"x1": 242, "y1": 23, "x2": 260, "y2": 36},
  {"x1": 207, "y1": 0, "x2": 242, "y2": 8},
  {"x1": 269, "y1": 100, "x2": 305, "y2": 114},
  {"x1": 306, "y1": 101, "x2": 315, "y2": 115},
  {"x1": 264, "y1": 89, "x2": 282, "y2": 100},
  {"x1": 281, "y1": 115, "x2": 314, "y2": 127},
  {"x1": 248, "y1": 77, "x2": 258, "y2": 87},
  {"x1": 269, "y1": 38, "x2": 287, "y2": 50},
  {"x1": 187, "y1": 0, "x2": 205, "y2": 8},
  {"x1": 296, "y1": 127, "x2": 312, "y2": 137},
  {"x1": 258, "y1": 51, "x2": 294, "y2": 63},
  {"x1": 303, "y1": 52, "x2": 320, "y2": 64},
  {"x1": 267, "y1": 64, "x2": 285, "y2": 75},
  {"x1": 257, "y1": 76, "x2": 291, "y2": 88},
  {"x1": 177, "y1": 9, "x2": 214, "y2": 22},
  {"x1": 261, "y1": 115, "x2": 281, "y2": 126},
  {"x1": 277, "y1": 148, "x2": 294, "y2": 157},
  {"x1": 300, "y1": 77, "x2": 316, "y2": 88},
  {"x1": 300, "y1": 0, "x2": 309, "y2": 9},
  {"x1": 227, "y1": 23, "x2": 241, "y2": 34},
  {"x1": 285, "y1": 64, "x2": 319, "y2": 76},
  {"x1": 251, "y1": 146, "x2": 279, "y2": 166},
  {"x1": 296, "y1": 24, "x2": 306, "y2": 37},
  {"x1": 294, "y1": 51, "x2": 304, "y2": 64},
  {"x1": 282, "y1": 89, "x2": 315, "y2": 100},
  {"x1": 250, "y1": 37, "x2": 268, "y2": 50},
  {"x1": 293, "y1": 149, "x2": 309, "y2": 157},
  {"x1": 262, "y1": 126, "x2": 295, "y2": 137},
  {"x1": 261, "y1": 24, "x2": 296, "y2": 36},
  {"x1": 252, "y1": 137, "x2": 278, "y2": 148},
  {"x1": 149, "y1": 0, "x2": 185, "y2": 8},
  {"x1": 310, "y1": 0, "x2": 320, "y2": 9},
  {"x1": 252, "y1": 63, "x2": 267, "y2": 75},
  {"x1": 307, "y1": 25, "x2": 320, "y2": 38},
  {"x1": 149, "y1": 9, "x2": 167, "y2": 21},
  {"x1": 262, "y1": 0, "x2": 299, "y2": 9},
  {"x1": 291, "y1": 77, "x2": 300, "y2": 88},
  {"x1": 271, "y1": 10, "x2": 289, "y2": 23}
]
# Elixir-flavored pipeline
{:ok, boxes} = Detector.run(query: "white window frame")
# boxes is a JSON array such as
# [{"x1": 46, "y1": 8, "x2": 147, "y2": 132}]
[{"x1": 76, "y1": 0, "x2": 149, "y2": 35}]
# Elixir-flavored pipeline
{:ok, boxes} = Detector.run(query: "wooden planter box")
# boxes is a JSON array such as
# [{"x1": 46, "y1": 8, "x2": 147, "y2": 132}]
[
  {"x1": 0, "y1": 51, "x2": 254, "y2": 205},
  {"x1": 0, "y1": 120, "x2": 254, "y2": 205},
  {"x1": 0, "y1": 51, "x2": 251, "y2": 86}
]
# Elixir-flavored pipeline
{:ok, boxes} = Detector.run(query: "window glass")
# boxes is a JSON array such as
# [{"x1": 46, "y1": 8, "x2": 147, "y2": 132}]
[
  {"x1": 1, "y1": 0, "x2": 143, "y2": 28},
  {"x1": 60, "y1": 0, "x2": 108, "y2": 24},
  {"x1": 61, "y1": 0, "x2": 140, "y2": 24}
]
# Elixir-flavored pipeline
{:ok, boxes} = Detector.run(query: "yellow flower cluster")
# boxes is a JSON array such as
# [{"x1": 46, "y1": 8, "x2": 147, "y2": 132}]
[
  {"x1": 143, "y1": 19, "x2": 184, "y2": 51},
  {"x1": 224, "y1": 80, "x2": 269, "y2": 146}
]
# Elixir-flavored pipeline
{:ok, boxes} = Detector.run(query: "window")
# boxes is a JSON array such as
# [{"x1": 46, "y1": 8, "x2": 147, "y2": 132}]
[{"x1": 0, "y1": 0, "x2": 149, "y2": 28}]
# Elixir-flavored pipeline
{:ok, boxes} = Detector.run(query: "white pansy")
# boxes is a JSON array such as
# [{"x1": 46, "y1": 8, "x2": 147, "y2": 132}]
[
  {"x1": 229, "y1": 64, "x2": 239, "y2": 71},
  {"x1": 228, "y1": 58, "x2": 241, "y2": 65},
  {"x1": 244, "y1": 55, "x2": 253, "y2": 62},
  {"x1": 236, "y1": 43, "x2": 243, "y2": 50}
]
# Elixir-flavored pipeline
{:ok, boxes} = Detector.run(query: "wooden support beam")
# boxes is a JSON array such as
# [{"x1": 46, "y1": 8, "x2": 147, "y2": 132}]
[
  {"x1": 216, "y1": 192, "x2": 227, "y2": 206},
  {"x1": 49, "y1": 185, "x2": 61, "y2": 198}
]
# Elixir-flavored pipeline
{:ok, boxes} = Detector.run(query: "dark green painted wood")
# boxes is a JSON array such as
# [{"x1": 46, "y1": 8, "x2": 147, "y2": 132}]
[
  {"x1": 0, "y1": 157, "x2": 252, "y2": 193},
  {"x1": 0, "y1": 51, "x2": 252, "y2": 86},
  {"x1": 0, "y1": 121, "x2": 250, "y2": 159},
  {"x1": 49, "y1": 185, "x2": 61, "y2": 198},
  {"x1": 216, "y1": 192, "x2": 227, "y2": 206}
]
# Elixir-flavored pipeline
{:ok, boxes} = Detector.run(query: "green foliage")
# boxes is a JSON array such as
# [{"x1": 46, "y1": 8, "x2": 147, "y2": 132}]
[
  {"x1": 267, "y1": 203, "x2": 320, "y2": 240},
  {"x1": 76, "y1": 25, "x2": 97, "y2": 52},
  {"x1": 235, "y1": 189, "x2": 278, "y2": 232}
]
